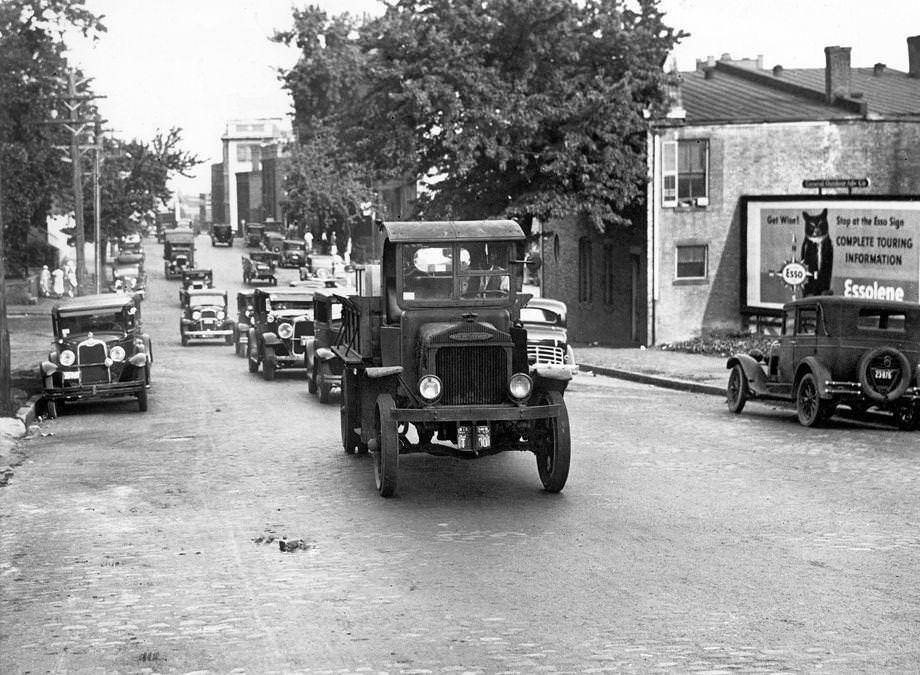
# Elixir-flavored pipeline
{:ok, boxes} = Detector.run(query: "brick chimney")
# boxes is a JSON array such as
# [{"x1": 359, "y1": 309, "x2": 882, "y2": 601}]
[
  {"x1": 909, "y1": 35, "x2": 920, "y2": 78},
  {"x1": 824, "y1": 45, "x2": 851, "y2": 102}
]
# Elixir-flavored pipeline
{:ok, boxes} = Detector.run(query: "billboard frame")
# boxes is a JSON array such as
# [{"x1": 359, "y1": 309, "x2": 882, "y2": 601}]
[{"x1": 740, "y1": 194, "x2": 920, "y2": 316}]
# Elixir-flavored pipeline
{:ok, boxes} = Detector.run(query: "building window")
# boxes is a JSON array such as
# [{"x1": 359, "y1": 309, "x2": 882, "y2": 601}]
[
  {"x1": 675, "y1": 244, "x2": 707, "y2": 280},
  {"x1": 662, "y1": 139, "x2": 709, "y2": 207},
  {"x1": 578, "y1": 237, "x2": 592, "y2": 303},
  {"x1": 603, "y1": 244, "x2": 615, "y2": 305},
  {"x1": 236, "y1": 144, "x2": 261, "y2": 163}
]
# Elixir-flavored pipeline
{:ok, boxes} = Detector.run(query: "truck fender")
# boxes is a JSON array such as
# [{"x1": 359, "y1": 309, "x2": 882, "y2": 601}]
[
  {"x1": 315, "y1": 347, "x2": 335, "y2": 361},
  {"x1": 365, "y1": 366, "x2": 403, "y2": 379},
  {"x1": 796, "y1": 357, "x2": 833, "y2": 397},
  {"x1": 726, "y1": 354, "x2": 768, "y2": 394},
  {"x1": 262, "y1": 332, "x2": 281, "y2": 347},
  {"x1": 532, "y1": 366, "x2": 571, "y2": 396}
]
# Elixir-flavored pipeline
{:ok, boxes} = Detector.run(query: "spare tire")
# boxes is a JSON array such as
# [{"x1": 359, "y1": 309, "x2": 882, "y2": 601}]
[{"x1": 858, "y1": 347, "x2": 912, "y2": 403}]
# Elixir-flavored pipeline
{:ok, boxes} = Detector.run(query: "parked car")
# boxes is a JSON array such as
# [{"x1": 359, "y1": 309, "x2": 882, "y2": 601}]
[
  {"x1": 261, "y1": 231, "x2": 285, "y2": 254},
  {"x1": 305, "y1": 287, "x2": 344, "y2": 403},
  {"x1": 232, "y1": 289, "x2": 256, "y2": 358},
  {"x1": 39, "y1": 293, "x2": 152, "y2": 417},
  {"x1": 179, "y1": 289, "x2": 234, "y2": 346},
  {"x1": 726, "y1": 296, "x2": 920, "y2": 429},
  {"x1": 110, "y1": 260, "x2": 147, "y2": 298},
  {"x1": 299, "y1": 253, "x2": 345, "y2": 280},
  {"x1": 210, "y1": 223, "x2": 233, "y2": 247},
  {"x1": 246, "y1": 287, "x2": 314, "y2": 380},
  {"x1": 242, "y1": 252, "x2": 278, "y2": 286},
  {"x1": 520, "y1": 297, "x2": 577, "y2": 373},
  {"x1": 280, "y1": 239, "x2": 307, "y2": 268}
]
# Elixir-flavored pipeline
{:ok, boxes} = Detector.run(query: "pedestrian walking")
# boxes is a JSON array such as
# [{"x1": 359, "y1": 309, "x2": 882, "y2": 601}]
[
  {"x1": 64, "y1": 262, "x2": 77, "y2": 297},
  {"x1": 51, "y1": 267, "x2": 65, "y2": 298},
  {"x1": 39, "y1": 265, "x2": 52, "y2": 297}
]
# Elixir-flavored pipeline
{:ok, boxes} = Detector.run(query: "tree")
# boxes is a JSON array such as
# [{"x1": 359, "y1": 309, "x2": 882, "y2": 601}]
[
  {"x1": 0, "y1": 0, "x2": 105, "y2": 275},
  {"x1": 84, "y1": 128, "x2": 200, "y2": 247},
  {"x1": 277, "y1": 0, "x2": 685, "y2": 233}
]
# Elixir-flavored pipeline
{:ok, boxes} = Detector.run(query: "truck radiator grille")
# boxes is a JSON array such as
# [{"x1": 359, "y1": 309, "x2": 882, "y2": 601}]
[{"x1": 436, "y1": 346, "x2": 507, "y2": 405}]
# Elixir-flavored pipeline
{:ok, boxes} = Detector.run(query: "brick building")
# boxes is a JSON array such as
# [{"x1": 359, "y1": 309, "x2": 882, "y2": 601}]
[{"x1": 544, "y1": 36, "x2": 920, "y2": 347}]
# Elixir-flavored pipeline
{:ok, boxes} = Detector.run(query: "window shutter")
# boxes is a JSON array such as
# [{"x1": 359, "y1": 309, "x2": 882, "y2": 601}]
[{"x1": 661, "y1": 140, "x2": 677, "y2": 207}]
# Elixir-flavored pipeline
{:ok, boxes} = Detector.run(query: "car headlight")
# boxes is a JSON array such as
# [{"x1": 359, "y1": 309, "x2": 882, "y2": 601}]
[
  {"x1": 217, "y1": 310, "x2": 226, "y2": 320},
  {"x1": 59, "y1": 349, "x2": 76, "y2": 366},
  {"x1": 508, "y1": 372, "x2": 533, "y2": 401},
  {"x1": 192, "y1": 310, "x2": 202, "y2": 320},
  {"x1": 110, "y1": 346, "x2": 126, "y2": 362},
  {"x1": 418, "y1": 374, "x2": 442, "y2": 402},
  {"x1": 278, "y1": 322, "x2": 294, "y2": 339},
  {"x1": 267, "y1": 314, "x2": 275, "y2": 323}
]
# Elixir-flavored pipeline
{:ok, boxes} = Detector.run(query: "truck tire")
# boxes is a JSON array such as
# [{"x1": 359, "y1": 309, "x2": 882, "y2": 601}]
[
  {"x1": 248, "y1": 341, "x2": 260, "y2": 373},
  {"x1": 535, "y1": 391, "x2": 570, "y2": 493},
  {"x1": 374, "y1": 394, "x2": 399, "y2": 497}
]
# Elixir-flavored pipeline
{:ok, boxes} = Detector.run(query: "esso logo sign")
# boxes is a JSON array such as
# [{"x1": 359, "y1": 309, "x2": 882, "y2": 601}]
[{"x1": 780, "y1": 262, "x2": 808, "y2": 286}]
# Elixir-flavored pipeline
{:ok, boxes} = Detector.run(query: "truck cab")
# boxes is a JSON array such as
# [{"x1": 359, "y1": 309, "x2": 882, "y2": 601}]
[{"x1": 334, "y1": 220, "x2": 571, "y2": 497}]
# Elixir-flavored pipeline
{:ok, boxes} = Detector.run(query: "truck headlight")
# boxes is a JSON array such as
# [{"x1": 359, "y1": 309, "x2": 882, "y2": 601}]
[
  {"x1": 278, "y1": 322, "x2": 294, "y2": 339},
  {"x1": 110, "y1": 346, "x2": 126, "y2": 362},
  {"x1": 508, "y1": 372, "x2": 533, "y2": 401},
  {"x1": 418, "y1": 374, "x2": 442, "y2": 402},
  {"x1": 60, "y1": 349, "x2": 76, "y2": 366}
]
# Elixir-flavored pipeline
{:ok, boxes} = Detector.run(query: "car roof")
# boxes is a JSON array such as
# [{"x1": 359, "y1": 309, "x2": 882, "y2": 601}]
[
  {"x1": 53, "y1": 293, "x2": 137, "y2": 315},
  {"x1": 186, "y1": 288, "x2": 226, "y2": 297},
  {"x1": 382, "y1": 219, "x2": 524, "y2": 243},
  {"x1": 524, "y1": 297, "x2": 567, "y2": 314},
  {"x1": 784, "y1": 296, "x2": 920, "y2": 313}
]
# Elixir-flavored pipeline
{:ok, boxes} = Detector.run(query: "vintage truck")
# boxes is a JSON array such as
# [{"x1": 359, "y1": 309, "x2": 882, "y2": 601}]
[
  {"x1": 163, "y1": 229, "x2": 195, "y2": 279},
  {"x1": 332, "y1": 219, "x2": 571, "y2": 497}
]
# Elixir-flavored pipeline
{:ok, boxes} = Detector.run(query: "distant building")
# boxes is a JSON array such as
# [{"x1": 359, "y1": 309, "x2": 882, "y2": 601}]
[
  {"x1": 214, "y1": 118, "x2": 292, "y2": 233},
  {"x1": 543, "y1": 35, "x2": 920, "y2": 347}
]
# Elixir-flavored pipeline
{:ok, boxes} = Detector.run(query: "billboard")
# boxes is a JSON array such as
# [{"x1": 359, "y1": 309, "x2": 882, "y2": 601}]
[{"x1": 742, "y1": 196, "x2": 920, "y2": 312}]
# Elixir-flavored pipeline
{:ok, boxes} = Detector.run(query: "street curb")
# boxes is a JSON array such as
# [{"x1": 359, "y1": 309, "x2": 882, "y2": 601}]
[
  {"x1": 579, "y1": 364, "x2": 725, "y2": 397},
  {"x1": 16, "y1": 395, "x2": 42, "y2": 429}
]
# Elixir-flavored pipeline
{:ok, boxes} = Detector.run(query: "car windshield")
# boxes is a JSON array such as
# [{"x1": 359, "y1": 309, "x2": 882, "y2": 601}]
[
  {"x1": 114, "y1": 265, "x2": 140, "y2": 278},
  {"x1": 58, "y1": 310, "x2": 131, "y2": 336},
  {"x1": 284, "y1": 242, "x2": 305, "y2": 251},
  {"x1": 268, "y1": 300, "x2": 311, "y2": 311},
  {"x1": 189, "y1": 294, "x2": 225, "y2": 307}
]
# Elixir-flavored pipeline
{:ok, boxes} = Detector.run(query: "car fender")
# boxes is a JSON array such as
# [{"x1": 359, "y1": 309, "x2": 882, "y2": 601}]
[
  {"x1": 262, "y1": 332, "x2": 281, "y2": 347},
  {"x1": 726, "y1": 354, "x2": 768, "y2": 394},
  {"x1": 796, "y1": 357, "x2": 833, "y2": 397}
]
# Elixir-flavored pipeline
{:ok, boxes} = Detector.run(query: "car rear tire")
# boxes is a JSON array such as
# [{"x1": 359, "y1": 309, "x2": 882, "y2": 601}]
[
  {"x1": 374, "y1": 394, "x2": 399, "y2": 497},
  {"x1": 137, "y1": 387, "x2": 148, "y2": 412},
  {"x1": 247, "y1": 341, "x2": 259, "y2": 373},
  {"x1": 308, "y1": 363, "x2": 317, "y2": 395},
  {"x1": 340, "y1": 369, "x2": 365, "y2": 454},
  {"x1": 535, "y1": 391, "x2": 570, "y2": 493},
  {"x1": 895, "y1": 403, "x2": 920, "y2": 431},
  {"x1": 262, "y1": 348, "x2": 276, "y2": 381},
  {"x1": 180, "y1": 328, "x2": 188, "y2": 347},
  {"x1": 726, "y1": 364, "x2": 749, "y2": 414},
  {"x1": 796, "y1": 373, "x2": 833, "y2": 427}
]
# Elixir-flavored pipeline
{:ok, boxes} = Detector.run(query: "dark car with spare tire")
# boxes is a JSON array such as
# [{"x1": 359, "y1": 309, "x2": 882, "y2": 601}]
[{"x1": 726, "y1": 297, "x2": 920, "y2": 429}]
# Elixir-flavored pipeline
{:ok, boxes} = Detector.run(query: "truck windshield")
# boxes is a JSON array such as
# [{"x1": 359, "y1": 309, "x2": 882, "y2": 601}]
[{"x1": 401, "y1": 241, "x2": 511, "y2": 302}]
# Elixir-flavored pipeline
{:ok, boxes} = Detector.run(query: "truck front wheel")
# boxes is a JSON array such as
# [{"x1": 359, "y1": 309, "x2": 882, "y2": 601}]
[
  {"x1": 534, "y1": 391, "x2": 570, "y2": 493},
  {"x1": 374, "y1": 394, "x2": 398, "y2": 497}
]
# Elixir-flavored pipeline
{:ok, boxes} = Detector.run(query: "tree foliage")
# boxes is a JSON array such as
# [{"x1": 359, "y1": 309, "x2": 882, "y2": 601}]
[
  {"x1": 0, "y1": 0, "x2": 105, "y2": 274},
  {"x1": 277, "y1": 0, "x2": 684, "y2": 233},
  {"x1": 85, "y1": 127, "x2": 200, "y2": 245}
]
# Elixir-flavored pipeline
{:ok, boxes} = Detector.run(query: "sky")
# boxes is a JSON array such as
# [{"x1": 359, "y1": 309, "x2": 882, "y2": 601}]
[{"x1": 66, "y1": 0, "x2": 920, "y2": 197}]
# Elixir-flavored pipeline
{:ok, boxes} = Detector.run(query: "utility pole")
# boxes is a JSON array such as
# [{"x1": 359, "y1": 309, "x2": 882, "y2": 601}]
[
  {"x1": 46, "y1": 71, "x2": 103, "y2": 296},
  {"x1": 0, "y1": 141, "x2": 11, "y2": 416},
  {"x1": 93, "y1": 117, "x2": 103, "y2": 293}
]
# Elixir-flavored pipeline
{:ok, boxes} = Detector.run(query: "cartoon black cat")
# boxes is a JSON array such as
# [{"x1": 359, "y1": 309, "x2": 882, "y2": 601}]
[{"x1": 800, "y1": 208, "x2": 833, "y2": 296}]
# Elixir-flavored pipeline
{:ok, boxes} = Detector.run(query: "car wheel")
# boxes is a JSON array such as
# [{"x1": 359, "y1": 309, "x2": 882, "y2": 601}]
[
  {"x1": 262, "y1": 348, "x2": 276, "y2": 381},
  {"x1": 796, "y1": 372, "x2": 832, "y2": 427},
  {"x1": 895, "y1": 403, "x2": 920, "y2": 431},
  {"x1": 534, "y1": 391, "x2": 570, "y2": 493},
  {"x1": 137, "y1": 387, "x2": 148, "y2": 412},
  {"x1": 308, "y1": 363, "x2": 317, "y2": 395},
  {"x1": 726, "y1": 364, "x2": 748, "y2": 414},
  {"x1": 374, "y1": 393, "x2": 399, "y2": 497},
  {"x1": 318, "y1": 361, "x2": 332, "y2": 404},
  {"x1": 225, "y1": 333, "x2": 234, "y2": 345},
  {"x1": 247, "y1": 341, "x2": 260, "y2": 373},
  {"x1": 46, "y1": 398, "x2": 58, "y2": 419},
  {"x1": 180, "y1": 328, "x2": 188, "y2": 347}
]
